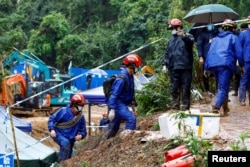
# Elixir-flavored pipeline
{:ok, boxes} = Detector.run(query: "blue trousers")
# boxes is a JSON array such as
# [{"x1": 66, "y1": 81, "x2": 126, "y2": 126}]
[
  {"x1": 106, "y1": 102, "x2": 136, "y2": 138},
  {"x1": 239, "y1": 63, "x2": 250, "y2": 102},
  {"x1": 53, "y1": 132, "x2": 74, "y2": 161},
  {"x1": 210, "y1": 66, "x2": 232, "y2": 108}
]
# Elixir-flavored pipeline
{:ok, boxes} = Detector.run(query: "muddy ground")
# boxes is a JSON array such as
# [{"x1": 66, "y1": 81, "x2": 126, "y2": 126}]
[{"x1": 19, "y1": 92, "x2": 250, "y2": 167}]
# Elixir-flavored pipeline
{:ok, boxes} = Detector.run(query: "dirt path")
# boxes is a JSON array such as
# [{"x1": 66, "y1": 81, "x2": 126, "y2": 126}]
[{"x1": 219, "y1": 93, "x2": 250, "y2": 147}]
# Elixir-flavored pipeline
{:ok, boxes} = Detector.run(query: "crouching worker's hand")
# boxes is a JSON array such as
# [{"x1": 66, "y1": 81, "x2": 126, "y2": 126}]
[
  {"x1": 75, "y1": 134, "x2": 82, "y2": 141},
  {"x1": 162, "y1": 65, "x2": 168, "y2": 73},
  {"x1": 108, "y1": 109, "x2": 115, "y2": 121},
  {"x1": 203, "y1": 70, "x2": 210, "y2": 78},
  {"x1": 50, "y1": 130, "x2": 56, "y2": 138}
]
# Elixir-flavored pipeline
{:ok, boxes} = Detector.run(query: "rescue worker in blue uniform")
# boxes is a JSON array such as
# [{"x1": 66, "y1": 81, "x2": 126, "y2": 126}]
[
  {"x1": 204, "y1": 19, "x2": 244, "y2": 116},
  {"x1": 48, "y1": 94, "x2": 87, "y2": 161},
  {"x1": 162, "y1": 18, "x2": 194, "y2": 111},
  {"x1": 197, "y1": 24, "x2": 218, "y2": 94},
  {"x1": 238, "y1": 16, "x2": 250, "y2": 106},
  {"x1": 104, "y1": 54, "x2": 142, "y2": 139}
]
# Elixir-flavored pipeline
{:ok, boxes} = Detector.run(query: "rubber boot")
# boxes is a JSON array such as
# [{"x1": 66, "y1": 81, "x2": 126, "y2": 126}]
[
  {"x1": 222, "y1": 99, "x2": 230, "y2": 116},
  {"x1": 102, "y1": 129, "x2": 117, "y2": 140},
  {"x1": 180, "y1": 104, "x2": 188, "y2": 111},
  {"x1": 169, "y1": 100, "x2": 180, "y2": 110},
  {"x1": 211, "y1": 105, "x2": 220, "y2": 114}
]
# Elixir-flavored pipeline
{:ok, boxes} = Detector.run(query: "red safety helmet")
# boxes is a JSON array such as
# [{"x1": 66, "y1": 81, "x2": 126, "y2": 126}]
[
  {"x1": 70, "y1": 94, "x2": 85, "y2": 106},
  {"x1": 167, "y1": 18, "x2": 182, "y2": 29},
  {"x1": 123, "y1": 54, "x2": 142, "y2": 68}
]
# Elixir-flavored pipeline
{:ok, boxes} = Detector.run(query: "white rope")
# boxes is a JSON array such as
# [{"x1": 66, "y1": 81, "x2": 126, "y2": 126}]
[
  {"x1": 86, "y1": 125, "x2": 108, "y2": 128},
  {"x1": 191, "y1": 18, "x2": 248, "y2": 29}
]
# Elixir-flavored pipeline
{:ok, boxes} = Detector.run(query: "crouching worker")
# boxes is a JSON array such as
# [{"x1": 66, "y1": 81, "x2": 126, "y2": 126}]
[
  {"x1": 48, "y1": 94, "x2": 87, "y2": 161},
  {"x1": 104, "y1": 54, "x2": 142, "y2": 139}
]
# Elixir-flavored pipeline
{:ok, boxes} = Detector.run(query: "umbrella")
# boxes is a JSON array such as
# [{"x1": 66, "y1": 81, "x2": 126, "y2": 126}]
[
  {"x1": 183, "y1": 4, "x2": 239, "y2": 23},
  {"x1": 86, "y1": 68, "x2": 108, "y2": 76}
]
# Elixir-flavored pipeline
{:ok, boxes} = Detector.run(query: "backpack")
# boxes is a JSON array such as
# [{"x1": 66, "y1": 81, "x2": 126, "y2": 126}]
[{"x1": 103, "y1": 74, "x2": 127, "y2": 99}]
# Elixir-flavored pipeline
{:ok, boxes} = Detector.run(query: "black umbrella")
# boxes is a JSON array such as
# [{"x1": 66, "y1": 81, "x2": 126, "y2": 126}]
[{"x1": 184, "y1": 4, "x2": 239, "y2": 24}]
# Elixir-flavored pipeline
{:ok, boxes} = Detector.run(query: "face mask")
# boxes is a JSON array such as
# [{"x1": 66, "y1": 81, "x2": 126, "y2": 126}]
[
  {"x1": 171, "y1": 29, "x2": 177, "y2": 35},
  {"x1": 76, "y1": 105, "x2": 83, "y2": 112},
  {"x1": 207, "y1": 24, "x2": 214, "y2": 31},
  {"x1": 218, "y1": 27, "x2": 223, "y2": 32},
  {"x1": 134, "y1": 67, "x2": 138, "y2": 73}
]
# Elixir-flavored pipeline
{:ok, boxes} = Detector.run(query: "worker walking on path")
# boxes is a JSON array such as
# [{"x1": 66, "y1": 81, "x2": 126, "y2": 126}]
[
  {"x1": 197, "y1": 24, "x2": 218, "y2": 95},
  {"x1": 48, "y1": 94, "x2": 87, "y2": 161},
  {"x1": 104, "y1": 54, "x2": 142, "y2": 139},
  {"x1": 204, "y1": 19, "x2": 244, "y2": 116},
  {"x1": 162, "y1": 18, "x2": 194, "y2": 111},
  {"x1": 238, "y1": 16, "x2": 250, "y2": 106}
]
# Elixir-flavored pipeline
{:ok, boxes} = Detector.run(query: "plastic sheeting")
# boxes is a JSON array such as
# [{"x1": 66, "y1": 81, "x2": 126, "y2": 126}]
[
  {"x1": 0, "y1": 106, "x2": 32, "y2": 133},
  {"x1": 0, "y1": 123, "x2": 57, "y2": 167}
]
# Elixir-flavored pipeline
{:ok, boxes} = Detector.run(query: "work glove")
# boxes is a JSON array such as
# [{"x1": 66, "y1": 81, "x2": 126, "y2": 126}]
[
  {"x1": 203, "y1": 70, "x2": 210, "y2": 78},
  {"x1": 162, "y1": 65, "x2": 168, "y2": 73},
  {"x1": 177, "y1": 30, "x2": 185, "y2": 37},
  {"x1": 108, "y1": 109, "x2": 115, "y2": 121}
]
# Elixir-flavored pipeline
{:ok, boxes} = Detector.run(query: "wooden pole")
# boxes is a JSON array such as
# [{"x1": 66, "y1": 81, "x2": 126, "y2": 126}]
[{"x1": 9, "y1": 108, "x2": 21, "y2": 167}]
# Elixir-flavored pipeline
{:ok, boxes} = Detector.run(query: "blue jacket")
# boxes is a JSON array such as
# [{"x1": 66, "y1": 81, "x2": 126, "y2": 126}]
[
  {"x1": 163, "y1": 33, "x2": 194, "y2": 70},
  {"x1": 48, "y1": 105, "x2": 87, "y2": 141},
  {"x1": 205, "y1": 31, "x2": 243, "y2": 72},
  {"x1": 197, "y1": 29, "x2": 218, "y2": 59},
  {"x1": 238, "y1": 29, "x2": 250, "y2": 63},
  {"x1": 108, "y1": 67, "x2": 134, "y2": 109}
]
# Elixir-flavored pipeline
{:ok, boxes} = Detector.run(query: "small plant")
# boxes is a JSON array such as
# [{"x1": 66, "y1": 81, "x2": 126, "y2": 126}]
[
  {"x1": 153, "y1": 122, "x2": 160, "y2": 131},
  {"x1": 136, "y1": 73, "x2": 171, "y2": 116},
  {"x1": 81, "y1": 160, "x2": 88, "y2": 167},
  {"x1": 230, "y1": 131, "x2": 250, "y2": 151}
]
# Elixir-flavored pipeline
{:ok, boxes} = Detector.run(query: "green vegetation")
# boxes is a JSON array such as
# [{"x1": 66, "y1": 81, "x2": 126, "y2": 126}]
[{"x1": 230, "y1": 131, "x2": 250, "y2": 151}]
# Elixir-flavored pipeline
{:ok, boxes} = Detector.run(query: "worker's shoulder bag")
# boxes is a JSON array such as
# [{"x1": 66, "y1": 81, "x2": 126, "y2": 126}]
[
  {"x1": 55, "y1": 112, "x2": 82, "y2": 129},
  {"x1": 103, "y1": 74, "x2": 127, "y2": 99}
]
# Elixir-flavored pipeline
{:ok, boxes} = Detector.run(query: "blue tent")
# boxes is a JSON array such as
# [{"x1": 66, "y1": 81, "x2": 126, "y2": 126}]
[
  {"x1": 0, "y1": 106, "x2": 32, "y2": 133},
  {"x1": 80, "y1": 86, "x2": 107, "y2": 104}
]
